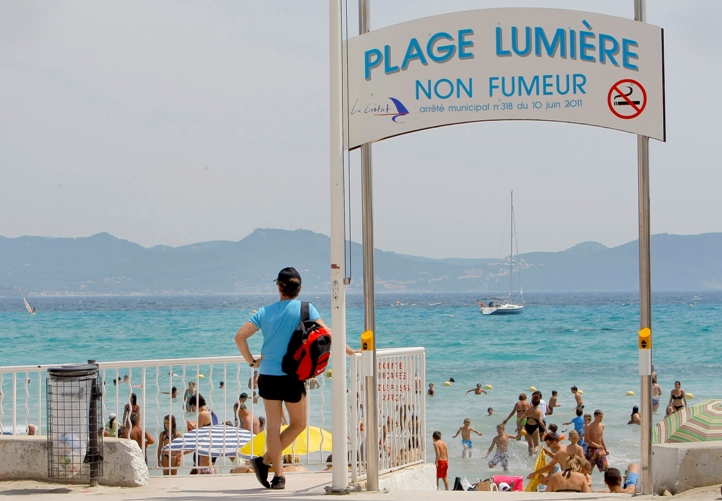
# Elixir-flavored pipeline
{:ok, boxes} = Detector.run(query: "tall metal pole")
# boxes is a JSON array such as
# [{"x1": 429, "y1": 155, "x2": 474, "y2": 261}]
[
  {"x1": 634, "y1": 0, "x2": 653, "y2": 495},
  {"x1": 359, "y1": 0, "x2": 379, "y2": 492},
  {"x1": 329, "y1": 0, "x2": 349, "y2": 492}
]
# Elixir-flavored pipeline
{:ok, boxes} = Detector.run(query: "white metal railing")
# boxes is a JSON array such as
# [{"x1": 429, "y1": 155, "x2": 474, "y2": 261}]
[
  {"x1": 0, "y1": 356, "x2": 332, "y2": 473},
  {"x1": 2, "y1": 350, "x2": 425, "y2": 478},
  {"x1": 348, "y1": 347, "x2": 426, "y2": 482}
]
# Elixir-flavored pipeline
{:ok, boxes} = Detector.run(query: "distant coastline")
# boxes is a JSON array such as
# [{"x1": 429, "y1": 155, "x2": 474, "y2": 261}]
[{"x1": 3, "y1": 229, "x2": 722, "y2": 294}]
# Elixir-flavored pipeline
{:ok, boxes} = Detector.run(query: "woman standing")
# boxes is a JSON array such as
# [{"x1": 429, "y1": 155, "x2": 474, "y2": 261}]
[
  {"x1": 234, "y1": 267, "x2": 329, "y2": 490},
  {"x1": 668, "y1": 380, "x2": 687, "y2": 412},
  {"x1": 157, "y1": 415, "x2": 182, "y2": 475},
  {"x1": 522, "y1": 393, "x2": 546, "y2": 456},
  {"x1": 122, "y1": 393, "x2": 140, "y2": 429},
  {"x1": 652, "y1": 376, "x2": 663, "y2": 413},
  {"x1": 183, "y1": 382, "x2": 198, "y2": 412}
]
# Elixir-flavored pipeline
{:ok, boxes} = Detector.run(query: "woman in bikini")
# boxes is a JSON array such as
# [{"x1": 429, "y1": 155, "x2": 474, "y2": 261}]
[
  {"x1": 122, "y1": 392, "x2": 140, "y2": 429},
  {"x1": 157, "y1": 414, "x2": 182, "y2": 475},
  {"x1": 502, "y1": 393, "x2": 530, "y2": 441},
  {"x1": 522, "y1": 393, "x2": 546, "y2": 456},
  {"x1": 668, "y1": 380, "x2": 687, "y2": 412},
  {"x1": 546, "y1": 454, "x2": 592, "y2": 493}
]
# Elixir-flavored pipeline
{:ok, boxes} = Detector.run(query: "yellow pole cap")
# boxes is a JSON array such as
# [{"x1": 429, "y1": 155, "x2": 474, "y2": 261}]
[
  {"x1": 361, "y1": 330, "x2": 374, "y2": 351},
  {"x1": 638, "y1": 327, "x2": 652, "y2": 350}
]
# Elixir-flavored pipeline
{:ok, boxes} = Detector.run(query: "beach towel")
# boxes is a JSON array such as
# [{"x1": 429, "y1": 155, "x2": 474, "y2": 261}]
[
  {"x1": 493, "y1": 474, "x2": 523, "y2": 491},
  {"x1": 524, "y1": 451, "x2": 547, "y2": 492}
]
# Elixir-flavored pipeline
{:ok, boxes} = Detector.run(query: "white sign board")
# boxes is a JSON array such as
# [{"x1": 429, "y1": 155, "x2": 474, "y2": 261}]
[{"x1": 345, "y1": 8, "x2": 665, "y2": 148}]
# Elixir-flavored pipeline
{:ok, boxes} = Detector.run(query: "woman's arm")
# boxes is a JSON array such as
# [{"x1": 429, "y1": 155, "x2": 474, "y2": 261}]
[{"x1": 235, "y1": 322, "x2": 261, "y2": 367}]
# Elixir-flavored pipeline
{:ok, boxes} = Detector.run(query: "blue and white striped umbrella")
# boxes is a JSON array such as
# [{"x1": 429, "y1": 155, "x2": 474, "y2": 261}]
[{"x1": 163, "y1": 424, "x2": 253, "y2": 458}]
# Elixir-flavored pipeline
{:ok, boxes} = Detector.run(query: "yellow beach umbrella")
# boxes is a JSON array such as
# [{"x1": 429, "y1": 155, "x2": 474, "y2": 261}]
[{"x1": 240, "y1": 426, "x2": 333, "y2": 458}]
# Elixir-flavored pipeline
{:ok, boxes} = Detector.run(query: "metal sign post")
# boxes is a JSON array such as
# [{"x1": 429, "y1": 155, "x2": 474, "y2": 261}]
[
  {"x1": 328, "y1": 0, "x2": 350, "y2": 492},
  {"x1": 635, "y1": 1, "x2": 654, "y2": 495},
  {"x1": 359, "y1": 0, "x2": 380, "y2": 492}
]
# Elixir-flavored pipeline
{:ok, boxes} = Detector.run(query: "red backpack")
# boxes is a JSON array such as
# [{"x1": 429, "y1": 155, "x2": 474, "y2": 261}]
[{"x1": 282, "y1": 302, "x2": 332, "y2": 381}]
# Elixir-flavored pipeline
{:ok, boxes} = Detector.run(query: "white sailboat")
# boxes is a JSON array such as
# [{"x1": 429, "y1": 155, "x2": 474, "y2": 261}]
[
  {"x1": 23, "y1": 297, "x2": 36, "y2": 315},
  {"x1": 479, "y1": 192, "x2": 524, "y2": 315}
]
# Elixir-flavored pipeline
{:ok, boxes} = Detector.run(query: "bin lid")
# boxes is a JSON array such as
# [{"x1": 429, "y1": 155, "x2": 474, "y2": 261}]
[{"x1": 47, "y1": 363, "x2": 99, "y2": 377}]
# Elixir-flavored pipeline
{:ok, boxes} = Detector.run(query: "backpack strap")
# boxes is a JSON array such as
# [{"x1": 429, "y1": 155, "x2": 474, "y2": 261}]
[{"x1": 301, "y1": 301, "x2": 310, "y2": 322}]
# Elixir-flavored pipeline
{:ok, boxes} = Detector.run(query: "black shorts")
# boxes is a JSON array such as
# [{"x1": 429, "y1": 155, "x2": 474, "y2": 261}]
[{"x1": 258, "y1": 374, "x2": 306, "y2": 403}]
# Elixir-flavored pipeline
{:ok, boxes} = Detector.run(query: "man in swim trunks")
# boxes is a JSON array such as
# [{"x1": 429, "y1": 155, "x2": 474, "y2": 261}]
[
  {"x1": 432, "y1": 431, "x2": 449, "y2": 490},
  {"x1": 485, "y1": 424, "x2": 515, "y2": 472},
  {"x1": 585, "y1": 409, "x2": 609, "y2": 473},
  {"x1": 452, "y1": 417, "x2": 482, "y2": 458}
]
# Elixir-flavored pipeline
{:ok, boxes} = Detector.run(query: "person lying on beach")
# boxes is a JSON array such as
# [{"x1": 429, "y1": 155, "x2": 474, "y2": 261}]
[
  {"x1": 546, "y1": 454, "x2": 592, "y2": 493},
  {"x1": 466, "y1": 383, "x2": 487, "y2": 395},
  {"x1": 484, "y1": 424, "x2": 515, "y2": 472},
  {"x1": 627, "y1": 406, "x2": 641, "y2": 425},
  {"x1": 230, "y1": 461, "x2": 255, "y2": 474},
  {"x1": 452, "y1": 418, "x2": 482, "y2": 458},
  {"x1": 601, "y1": 464, "x2": 639, "y2": 494},
  {"x1": 502, "y1": 393, "x2": 530, "y2": 440}
]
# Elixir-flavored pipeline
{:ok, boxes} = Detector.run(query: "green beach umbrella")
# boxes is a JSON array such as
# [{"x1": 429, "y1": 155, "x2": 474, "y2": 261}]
[{"x1": 653, "y1": 399, "x2": 722, "y2": 444}]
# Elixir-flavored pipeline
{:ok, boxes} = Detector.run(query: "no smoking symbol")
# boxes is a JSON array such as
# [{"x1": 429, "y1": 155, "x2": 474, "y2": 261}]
[{"x1": 608, "y1": 79, "x2": 647, "y2": 119}]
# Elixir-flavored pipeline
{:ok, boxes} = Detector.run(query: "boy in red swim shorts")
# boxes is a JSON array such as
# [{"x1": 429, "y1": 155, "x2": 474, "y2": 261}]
[{"x1": 433, "y1": 430, "x2": 449, "y2": 490}]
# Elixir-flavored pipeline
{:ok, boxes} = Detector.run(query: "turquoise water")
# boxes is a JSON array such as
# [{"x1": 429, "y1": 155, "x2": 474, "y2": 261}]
[{"x1": 2, "y1": 291, "x2": 721, "y2": 486}]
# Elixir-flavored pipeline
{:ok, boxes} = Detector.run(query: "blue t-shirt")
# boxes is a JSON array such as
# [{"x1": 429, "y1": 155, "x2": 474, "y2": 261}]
[
  {"x1": 249, "y1": 299, "x2": 320, "y2": 376},
  {"x1": 570, "y1": 415, "x2": 584, "y2": 436}
]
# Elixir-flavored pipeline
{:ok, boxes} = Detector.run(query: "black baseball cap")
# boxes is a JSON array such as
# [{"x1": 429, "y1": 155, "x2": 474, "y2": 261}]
[{"x1": 274, "y1": 267, "x2": 301, "y2": 285}]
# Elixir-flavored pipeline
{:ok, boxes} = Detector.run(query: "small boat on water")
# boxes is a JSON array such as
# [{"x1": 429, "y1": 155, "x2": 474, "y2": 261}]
[
  {"x1": 23, "y1": 296, "x2": 36, "y2": 315},
  {"x1": 479, "y1": 192, "x2": 524, "y2": 316},
  {"x1": 478, "y1": 299, "x2": 524, "y2": 315}
]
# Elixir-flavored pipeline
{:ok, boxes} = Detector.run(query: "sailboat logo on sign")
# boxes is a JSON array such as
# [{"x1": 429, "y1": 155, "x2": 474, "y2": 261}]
[
  {"x1": 608, "y1": 79, "x2": 647, "y2": 120},
  {"x1": 375, "y1": 97, "x2": 410, "y2": 122}
]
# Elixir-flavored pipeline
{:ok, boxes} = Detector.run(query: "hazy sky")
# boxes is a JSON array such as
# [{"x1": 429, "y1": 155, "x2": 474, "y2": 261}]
[{"x1": 2, "y1": 1, "x2": 720, "y2": 259}]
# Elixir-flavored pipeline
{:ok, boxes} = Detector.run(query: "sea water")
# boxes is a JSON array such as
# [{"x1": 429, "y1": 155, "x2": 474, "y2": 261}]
[{"x1": 2, "y1": 291, "x2": 721, "y2": 487}]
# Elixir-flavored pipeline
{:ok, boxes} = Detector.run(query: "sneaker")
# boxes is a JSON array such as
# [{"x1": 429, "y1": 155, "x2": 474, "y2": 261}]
[
  {"x1": 270, "y1": 476, "x2": 286, "y2": 490},
  {"x1": 252, "y1": 456, "x2": 270, "y2": 488}
]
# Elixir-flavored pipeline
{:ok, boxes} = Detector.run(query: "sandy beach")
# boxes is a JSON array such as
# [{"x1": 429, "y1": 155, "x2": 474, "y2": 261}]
[{"x1": 0, "y1": 474, "x2": 719, "y2": 500}]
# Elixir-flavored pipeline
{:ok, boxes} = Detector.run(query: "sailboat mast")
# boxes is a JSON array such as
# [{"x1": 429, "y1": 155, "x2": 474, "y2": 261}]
[{"x1": 509, "y1": 191, "x2": 514, "y2": 298}]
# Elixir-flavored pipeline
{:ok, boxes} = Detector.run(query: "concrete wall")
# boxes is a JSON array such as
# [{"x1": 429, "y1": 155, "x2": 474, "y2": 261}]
[
  {"x1": 365, "y1": 464, "x2": 436, "y2": 491},
  {"x1": 0, "y1": 436, "x2": 148, "y2": 487},
  {"x1": 653, "y1": 442, "x2": 722, "y2": 494}
]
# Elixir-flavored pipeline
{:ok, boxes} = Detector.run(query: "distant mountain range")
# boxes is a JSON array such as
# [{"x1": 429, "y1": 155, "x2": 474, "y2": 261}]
[{"x1": 2, "y1": 229, "x2": 722, "y2": 295}]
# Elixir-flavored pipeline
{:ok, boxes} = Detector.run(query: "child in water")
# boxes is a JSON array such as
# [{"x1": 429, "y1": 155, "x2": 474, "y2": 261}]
[
  {"x1": 452, "y1": 418, "x2": 482, "y2": 458},
  {"x1": 484, "y1": 424, "x2": 516, "y2": 471}
]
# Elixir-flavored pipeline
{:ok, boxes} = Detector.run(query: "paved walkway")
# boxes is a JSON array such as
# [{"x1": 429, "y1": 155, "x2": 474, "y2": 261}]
[{"x1": 0, "y1": 472, "x2": 672, "y2": 501}]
